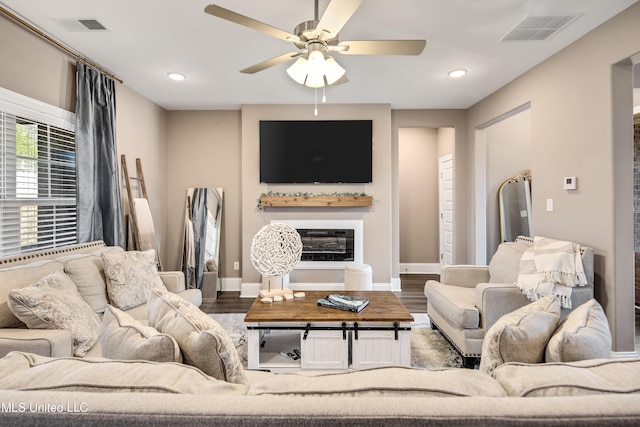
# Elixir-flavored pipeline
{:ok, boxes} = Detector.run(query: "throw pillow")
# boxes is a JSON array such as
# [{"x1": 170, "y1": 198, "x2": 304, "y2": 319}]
[
  {"x1": 0, "y1": 261, "x2": 65, "y2": 328},
  {"x1": 7, "y1": 270, "x2": 101, "y2": 357},
  {"x1": 100, "y1": 305, "x2": 182, "y2": 363},
  {"x1": 545, "y1": 299, "x2": 612, "y2": 362},
  {"x1": 101, "y1": 249, "x2": 166, "y2": 310},
  {"x1": 148, "y1": 289, "x2": 246, "y2": 384},
  {"x1": 488, "y1": 240, "x2": 531, "y2": 283},
  {"x1": 479, "y1": 294, "x2": 560, "y2": 376},
  {"x1": 64, "y1": 252, "x2": 122, "y2": 313}
]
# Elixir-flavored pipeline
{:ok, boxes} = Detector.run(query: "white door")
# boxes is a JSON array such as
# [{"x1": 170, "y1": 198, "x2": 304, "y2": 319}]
[{"x1": 439, "y1": 155, "x2": 454, "y2": 267}]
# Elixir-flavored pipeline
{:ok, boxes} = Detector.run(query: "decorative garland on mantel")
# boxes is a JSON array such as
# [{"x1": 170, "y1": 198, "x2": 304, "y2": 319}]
[{"x1": 257, "y1": 191, "x2": 369, "y2": 210}]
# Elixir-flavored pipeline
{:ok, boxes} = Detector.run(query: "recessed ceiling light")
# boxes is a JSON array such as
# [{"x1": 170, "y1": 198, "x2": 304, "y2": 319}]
[
  {"x1": 448, "y1": 69, "x2": 467, "y2": 78},
  {"x1": 167, "y1": 72, "x2": 186, "y2": 81}
]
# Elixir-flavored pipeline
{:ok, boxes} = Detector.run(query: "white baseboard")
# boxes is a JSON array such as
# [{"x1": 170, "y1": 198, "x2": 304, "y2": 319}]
[
  {"x1": 610, "y1": 350, "x2": 639, "y2": 359},
  {"x1": 240, "y1": 283, "x2": 262, "y2": 298},
  {"x1": 240, "y1": 282, "x2": 393, "y2": 298},
  {"x1": 390, "y1": 277, "x2": 401, "y2": 292},
  {"x1": 220, "y1": 278, "x2": 242, "y2": 292},
  {"x1": 399, "y1": 263, "x2": 441, "y2": 274}
]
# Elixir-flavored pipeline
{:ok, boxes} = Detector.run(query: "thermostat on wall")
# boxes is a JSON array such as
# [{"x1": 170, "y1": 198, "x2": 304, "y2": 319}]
[{"x1": 563, "y1": 176, "x2": 577, "y2": 190}]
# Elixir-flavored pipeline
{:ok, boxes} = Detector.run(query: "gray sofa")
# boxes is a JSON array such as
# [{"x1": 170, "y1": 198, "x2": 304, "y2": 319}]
[
  {"x1": 425, "y1": 236, "x2": 594, "y2": 367},
  {"x1": 0, "y1": 351, "x2": 639, "y2": 426},
  {"x1": 0, "y1": 241, "x2": 639, "y2": 425},
  {"x1": 0, "y1": 241, "x2": 202, "y2": 358}
]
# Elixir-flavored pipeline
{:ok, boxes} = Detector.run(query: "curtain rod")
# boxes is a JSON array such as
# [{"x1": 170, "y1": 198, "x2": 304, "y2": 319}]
[{"x1": 1, "y1": 6, "x2": 123, "y2": 83}]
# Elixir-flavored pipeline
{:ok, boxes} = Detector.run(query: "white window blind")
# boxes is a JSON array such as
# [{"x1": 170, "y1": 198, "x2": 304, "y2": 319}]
[{"x1": 0, "y1": 88, "x2": 76, "y2": 256}]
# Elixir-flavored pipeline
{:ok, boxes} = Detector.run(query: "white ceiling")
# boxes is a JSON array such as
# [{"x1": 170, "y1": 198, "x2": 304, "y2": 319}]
[{"x1": 1, "y1": 0, "x2": 637, "y2": 110}]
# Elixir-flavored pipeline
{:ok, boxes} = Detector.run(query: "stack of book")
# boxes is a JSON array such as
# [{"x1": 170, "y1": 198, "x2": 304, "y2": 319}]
[{"x1": 317, "y1": 293, "x2": 369, "y2": 312}]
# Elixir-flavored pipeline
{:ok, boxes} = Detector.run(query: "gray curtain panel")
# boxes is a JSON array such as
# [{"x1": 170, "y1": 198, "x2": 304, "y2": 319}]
[
  {"x1": 75, "y1": 62, "x2": 124, "y2": 247},
  {"x1": 191, "y1": 188, "x2": 208, "y2": 289}
]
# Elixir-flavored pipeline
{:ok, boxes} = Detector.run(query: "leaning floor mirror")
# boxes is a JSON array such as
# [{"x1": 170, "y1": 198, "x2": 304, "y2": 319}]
[
  {"x1": 498, "y1": 171, "x2": 532, "y2": 243},
  {"x1": 183, "y1": 187, "x2": 223, "y2": 298}
]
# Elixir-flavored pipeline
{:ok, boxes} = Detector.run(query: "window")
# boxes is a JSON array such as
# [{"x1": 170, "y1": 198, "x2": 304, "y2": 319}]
[{"x1": 0, "y1": 88, "x2": 76, "y2": 256}]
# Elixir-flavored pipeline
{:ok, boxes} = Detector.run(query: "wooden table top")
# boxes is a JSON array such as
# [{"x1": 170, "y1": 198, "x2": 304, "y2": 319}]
[{"x1": 244, "y1": 291, "x2": 414, "y2": 323}]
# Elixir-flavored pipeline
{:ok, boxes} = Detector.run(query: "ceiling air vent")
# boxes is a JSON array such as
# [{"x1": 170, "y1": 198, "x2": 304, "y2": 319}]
[
  {"x1": 57, "y1": 18, "x2": 109, "y2": 32},
  {"x1": 502, "y1": 14, "x2": 580, "y2": 41}
]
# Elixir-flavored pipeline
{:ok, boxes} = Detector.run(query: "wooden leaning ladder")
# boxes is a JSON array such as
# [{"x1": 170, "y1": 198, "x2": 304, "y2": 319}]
[{"x1": 120, "y1": 155, "x2": 162, "y2": 270}]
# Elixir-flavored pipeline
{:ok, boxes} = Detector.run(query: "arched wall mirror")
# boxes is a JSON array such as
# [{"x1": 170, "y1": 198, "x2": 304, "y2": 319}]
[
  {"x1": 183, "y1": 187, "x2": 223, "y2": 298},
  {"x1": 498, "y1": 171, "x2": 532, "y2": 243}
]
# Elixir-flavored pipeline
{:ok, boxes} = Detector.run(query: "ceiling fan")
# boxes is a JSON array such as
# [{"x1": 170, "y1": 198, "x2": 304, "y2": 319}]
[{"x1": 204, "y1": 0, "x2": 426, "y2": 88}]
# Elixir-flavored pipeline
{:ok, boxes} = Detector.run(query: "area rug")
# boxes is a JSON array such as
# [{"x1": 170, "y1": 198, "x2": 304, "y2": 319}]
[{"x1": 209, "y1": 312, "x2": 463, "y2": 369}]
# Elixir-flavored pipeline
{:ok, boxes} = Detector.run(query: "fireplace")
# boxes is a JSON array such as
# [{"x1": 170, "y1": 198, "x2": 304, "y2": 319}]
[
  {"x1": 274, "y1": 220, "x2": 363, "y2": 269},
  {"x1": 298, "y1": 228, "x2": 354, "y2": 262}
]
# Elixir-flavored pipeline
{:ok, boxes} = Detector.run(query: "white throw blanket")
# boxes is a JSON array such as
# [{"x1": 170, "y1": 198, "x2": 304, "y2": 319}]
[{"x1": 515, "y1": 236, "x2": 587, "y2": 308}]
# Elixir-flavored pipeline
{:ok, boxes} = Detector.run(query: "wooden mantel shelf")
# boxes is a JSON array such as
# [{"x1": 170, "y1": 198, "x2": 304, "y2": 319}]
[{"x1": 260, "y1": 195, "x2": 373, "y2": 208}]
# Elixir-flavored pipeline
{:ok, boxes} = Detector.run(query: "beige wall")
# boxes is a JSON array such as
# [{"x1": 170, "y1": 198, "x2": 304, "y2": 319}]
[
  {"x1": 241, "y1": 104, "x2": 392, "y2": 289},
  {"x1": 165, "y1": 111, "x2": 242, "y2": 280},
  {"x1": 467, "y1": 2, "x2": 640, "y2": 353},
  {"x1": 115, "y1": 85, "x2": 169, "y2": 264},
  {"x1": 399, "y1": 128, "x2": 439, "y2": 264},
  {"x1": 0, "y1": 14, "x2": 75, "y2": 112},
  {"x1": 485, "y1": 109, "x2": 531, "y2": 256}
]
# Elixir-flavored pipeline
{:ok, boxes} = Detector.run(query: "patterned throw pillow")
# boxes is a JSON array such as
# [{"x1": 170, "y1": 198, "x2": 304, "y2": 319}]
[
  {"x1": 7, "y1": 270, "x2": 101, "y2": 357},
  {"x1": 479, "y1": 294, "x2": 560, "y2": 376},
  {"x1": 100, "y1": 305, "x2": 182, "y2": 363},
  {"x1": 545, "y1": 299, "x2": 612, "y2": 362},
  {"x1": 101, "y1": 249, "x2": 166, "y2": 310},
  {"x1": 148, "y1": 289, "x2": 247, "y2": 384}
]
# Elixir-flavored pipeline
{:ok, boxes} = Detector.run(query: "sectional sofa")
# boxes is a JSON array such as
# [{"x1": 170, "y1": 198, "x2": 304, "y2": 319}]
[{"x1": 0, "y1": 241, "x2": 639, "y2": 426}]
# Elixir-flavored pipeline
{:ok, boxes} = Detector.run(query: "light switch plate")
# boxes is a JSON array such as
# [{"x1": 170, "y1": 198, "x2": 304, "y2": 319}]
[
  {"x1": 563, "y1": 176, "x2": 577, "y2": 190},
  {"x1": 546, "y1": 199, "x2": 554, "y2": 212}
]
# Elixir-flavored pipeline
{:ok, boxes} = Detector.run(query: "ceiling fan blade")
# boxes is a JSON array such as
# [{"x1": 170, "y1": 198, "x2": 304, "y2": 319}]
[
  {"x1": 240, "y1": 52, "x2": 301, "y2": 74},
  {"x1": 314, "y1": 0, "x2": 363, "y2": 39},
  {"x1": 337, "y1": 40, "x2": 427, "y2": 55},
  {"x1": 204, "y1": 4, "x2": 299, "y2": 42}
]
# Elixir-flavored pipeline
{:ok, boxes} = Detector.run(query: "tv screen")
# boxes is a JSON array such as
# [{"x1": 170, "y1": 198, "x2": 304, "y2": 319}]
[{"x1": 259, "y1": 120, "x2": 373, "y2": 184}]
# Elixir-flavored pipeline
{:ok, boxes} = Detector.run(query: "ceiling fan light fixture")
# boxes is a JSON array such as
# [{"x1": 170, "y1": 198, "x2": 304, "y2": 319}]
[
  {"x1": 324, "y1": 56, "x2": 346, "y2": 85},
  {"x1": 305, "y1": 72, "x2": 325, "y2": 88},
  {"x1": 307, "y1": 50, "x2": 327, "y2": 74},
  {"x1": 286, "y1": 57, "x2": 308, "y2": 85}
]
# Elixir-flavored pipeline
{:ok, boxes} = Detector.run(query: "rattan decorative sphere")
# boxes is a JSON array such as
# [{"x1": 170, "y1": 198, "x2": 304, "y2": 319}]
[{"x1": 250, "y1": 223, "x2": 303, "y2": 277}]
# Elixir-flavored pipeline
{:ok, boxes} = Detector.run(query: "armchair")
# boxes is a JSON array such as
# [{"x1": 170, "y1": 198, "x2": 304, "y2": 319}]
[{"x1": 424, "y1": 236, "x2": 594, "y2": 368}]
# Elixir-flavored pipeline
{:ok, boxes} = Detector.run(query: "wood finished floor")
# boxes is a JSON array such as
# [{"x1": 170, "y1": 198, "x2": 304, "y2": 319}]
[
  {"x1": 199, "y1": 274, "x2": 436, "y2": 314},
  {"x1": 199, "y1": 275, "x2": 640, "y2": 353}
]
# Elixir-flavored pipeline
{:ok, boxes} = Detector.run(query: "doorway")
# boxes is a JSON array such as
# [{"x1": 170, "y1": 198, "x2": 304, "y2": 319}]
[
  {"x1": 398, "y1": 127, "x2": 454, "y2": 274},
  {"x1": 474, "y1": 104, "x2": 532, "y2": 264}
]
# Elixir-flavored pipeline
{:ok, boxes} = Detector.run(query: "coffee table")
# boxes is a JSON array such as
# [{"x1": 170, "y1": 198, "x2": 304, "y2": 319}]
[{"x1": 244, "y1": 291, "x2": 413, "y2": 372}]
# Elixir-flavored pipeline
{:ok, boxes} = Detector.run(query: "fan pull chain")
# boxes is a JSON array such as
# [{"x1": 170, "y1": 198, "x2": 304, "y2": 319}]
[
  {"x1": 322, "y1": 85, "x2": 326, "y2": 104},
  {"x1": 314, "y1": 88, "x2": 318, "y2": 116}
]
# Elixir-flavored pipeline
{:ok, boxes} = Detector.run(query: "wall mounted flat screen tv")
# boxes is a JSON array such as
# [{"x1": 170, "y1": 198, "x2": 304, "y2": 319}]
[{"x1": 259, "y1": 120, "x2": 373, "y2": 184}]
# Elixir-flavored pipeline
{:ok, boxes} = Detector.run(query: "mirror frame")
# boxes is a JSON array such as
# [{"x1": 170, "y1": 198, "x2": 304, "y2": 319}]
[{"x1": 498, "y1": 170, "x2": 532, "y2": 243}]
